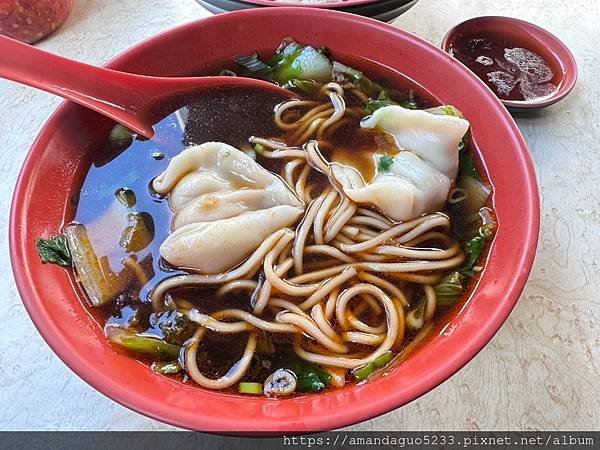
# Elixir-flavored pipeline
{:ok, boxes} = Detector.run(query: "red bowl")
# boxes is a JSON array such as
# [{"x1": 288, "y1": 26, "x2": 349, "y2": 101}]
[
  {"x1": 10, "y1": 8, "x2": 540, "y2": 432},
  {"x1": 442, "y1": 16, "x2": 578, "y2": 112}
]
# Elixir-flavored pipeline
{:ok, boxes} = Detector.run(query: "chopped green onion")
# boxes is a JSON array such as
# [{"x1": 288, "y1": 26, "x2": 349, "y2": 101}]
[
  {"x1": 108, "y1": 328, "x2": 181, "y2": 360},
  {"x1": 239, "y1": 382, "x2": 263, "y2": 395},
  {"x1": 352, "y1": 363, "x2": 374, "y2": 381},
  {"x1": 119, "y1": 335, "x2": 181, "y2": 360},
  {"x1": 253, "y1": 143, "x2": 265, "y2": 154},
  {"x1": 377, "y1": 155, "x2": 394, "y2": 173},
  {"x1": 372, "y1": 351, "x2": 395, "y2": 369},
  {"x1": 400, "y1": 91, "x2": 419, "y2": 110},
  {"x1": 352, "y1": 352, "x2": 395, "y2": 381}
]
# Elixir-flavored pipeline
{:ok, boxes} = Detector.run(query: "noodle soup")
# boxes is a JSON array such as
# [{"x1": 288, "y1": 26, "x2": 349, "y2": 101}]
[{"x1": 36, "y1": 39, "x2": 495, "y2": 397}]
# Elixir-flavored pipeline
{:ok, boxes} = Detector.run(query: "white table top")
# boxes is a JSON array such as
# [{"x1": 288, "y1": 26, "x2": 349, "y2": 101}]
[{"x1": 1, "y1": 0, "x2": 599, "y2": 431}]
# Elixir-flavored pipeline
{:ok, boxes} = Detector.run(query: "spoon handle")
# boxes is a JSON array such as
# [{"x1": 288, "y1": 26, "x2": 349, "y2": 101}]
[
  {"x1": 0, "y1": 34, "x2": 154, "y2": 136},
  {"x1": 0, "y1": 35, "x2": 292, "y2": 138}
]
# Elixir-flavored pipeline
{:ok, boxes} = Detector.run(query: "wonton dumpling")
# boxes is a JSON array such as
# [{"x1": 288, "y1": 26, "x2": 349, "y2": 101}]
[
  {"x1": 153, "y1": 142, "x2": 303, "y2": 273},
  {"x1": 153, "y1": 142, "x2": 303, "y2": 227},
  {"x1": 331, "y1": 152, "x2": 451, "y2": 222},
  {"x1": 331, "y1": 105, "x2": 469, "y2": 221},
  {"x1": 160, "y1": 206, "x2": 302, "y2": 273},
  {"x1": 361, "y1": 105, "x2": 470, "y2": 179}
]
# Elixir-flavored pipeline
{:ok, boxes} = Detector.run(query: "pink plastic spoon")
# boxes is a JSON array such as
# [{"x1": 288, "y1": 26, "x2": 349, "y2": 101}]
[{"x1": 0, "y1": 35, "x2": 290, "y2": 138}]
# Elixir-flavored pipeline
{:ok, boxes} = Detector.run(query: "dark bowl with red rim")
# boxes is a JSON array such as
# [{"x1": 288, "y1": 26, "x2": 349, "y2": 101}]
[
  {"x1": 195, "y1": 0, "x2": 420, "y2": 22},
  {"x1": 442, "y1": 16, "x2": 578, "y2": 112},
  {"x1": 10, "y1": 8, "x2": 540, "y2": 432}
]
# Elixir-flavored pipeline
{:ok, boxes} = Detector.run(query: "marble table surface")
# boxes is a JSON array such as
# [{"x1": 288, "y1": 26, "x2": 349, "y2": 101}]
[{"x1": 1, "y1": 0, "x2": 598, "y2": 431}]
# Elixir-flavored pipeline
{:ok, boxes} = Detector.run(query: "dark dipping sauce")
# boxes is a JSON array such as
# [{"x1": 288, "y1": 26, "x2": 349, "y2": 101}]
[
  {"x1": 70, "y1": 58, "x2": 492, "y2": 395},
  {"x1": 450, "y1": 33, "x2": 559, "y2": 102}
]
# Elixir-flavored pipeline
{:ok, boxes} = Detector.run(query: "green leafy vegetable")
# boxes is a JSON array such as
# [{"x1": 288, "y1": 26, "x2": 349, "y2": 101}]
[
  {"x1": 268, "y1": 39, "x2": 332, "y2": 84},
  {"x1": 36, "y1": 234, "x2": 72, "y2": 267},
  {"x1": 151, "y1": 361, "x2": 182, "y2": 375},
  {"x1": 435, "y1": 272, "x2": 465, "y2": 307},
  {"x1": 333, "y1": 61, "x2": 385, "y2": 98},
  {"x1": 434, "y1": 219, "x2": 496, "y2": 306},
  {"x1": 296, "y1": 373, "x2": 325, "y2": 393},
  {"x1": 365, "y1": 90, "x2": 399, "y2": 114},
  {"x1": 150, "y1": 310, "x2": 195, "y2": 346},
  {"x1": 239, "y1": 382, "x2": 263, "y2": 395},
  {"x1": 285, "y1": 354, "x2": 331, "y2": 393},
  {"x1": 377, "y1": 155, "x2": 394, "y2": 173},
  {"x1": 234, "y1": 39, "x2": 333, "y2": 85},
  {"x1": 365, "y1": 99, "x2": 397, "y2": 114},
  {"x1": 458, "y1": 139, "x2": 482, "y2": 182},
  {"x1": 352, "y1": 352, "x2": 395, "y2": 381},
  {"x1": 462, "y1": 235, "x2": 485, "y2": 276}
]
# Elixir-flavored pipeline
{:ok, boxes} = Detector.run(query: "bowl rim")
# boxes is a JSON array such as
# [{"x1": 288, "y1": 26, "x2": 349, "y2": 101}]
[
  {"x1": 10, "y1": 7, "x2": 540, "y2": 432},
  {"x1": 441, "y1": 15, "x2": 578, "y2": 110}
]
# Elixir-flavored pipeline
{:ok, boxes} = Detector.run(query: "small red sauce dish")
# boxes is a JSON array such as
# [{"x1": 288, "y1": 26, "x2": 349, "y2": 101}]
[
  {"x1": 442, "y1": 16, "x2": 577, "y2": 112},
  {"x1": 10, "y1": 8, "x2": 540, "y2": 432}
]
